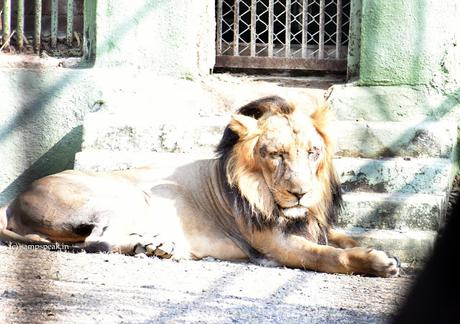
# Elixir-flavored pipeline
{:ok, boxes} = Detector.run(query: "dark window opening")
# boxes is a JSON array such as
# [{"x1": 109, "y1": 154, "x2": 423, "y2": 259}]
[{"x1": 1, "y1": 0, "x2": 84, "y2": 57}]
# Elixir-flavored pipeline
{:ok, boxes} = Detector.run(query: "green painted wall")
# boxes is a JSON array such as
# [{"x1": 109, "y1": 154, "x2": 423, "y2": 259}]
[
  {"x1": 359, "y1": 0, "x2": 460, "y2": 91},
  {"x1": 340, "y1": 0, "x2": 460, "y2": 171}
]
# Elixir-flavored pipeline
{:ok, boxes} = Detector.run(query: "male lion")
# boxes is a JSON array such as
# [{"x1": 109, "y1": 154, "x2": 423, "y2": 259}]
[{"x1": 0, "y1": 96, "x2": 399, "y2": 277}]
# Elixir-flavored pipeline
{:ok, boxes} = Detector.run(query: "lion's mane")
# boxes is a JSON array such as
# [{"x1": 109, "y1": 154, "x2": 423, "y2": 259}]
[{"x1": 215, "y1": 96, "x2": 342, "y2": 244}]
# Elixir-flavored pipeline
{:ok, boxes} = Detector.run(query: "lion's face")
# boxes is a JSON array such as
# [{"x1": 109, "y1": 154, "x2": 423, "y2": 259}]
[
  {"x1": 254, "y1": 112, "x2": 325, "y2": 218},
  {"x1": 225, "y1": 97, "x2": 335, "y2": 222}
]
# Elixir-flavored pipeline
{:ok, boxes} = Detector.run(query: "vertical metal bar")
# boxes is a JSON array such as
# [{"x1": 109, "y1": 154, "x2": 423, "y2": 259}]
[
  {"x1": 318, "y1": 0, "x2": 325, "y2": 59},
  {"x1": 285, "y1": 0, "x2": 291, "y2": 57},
  {"x1": 2, "y1": 0, "x2": 11, "y2": 47},
  {"x1": 34, "y1": 0, "x2": 42, "y2": 52},
  {"x1": 336, "y1": 0, "x2": 342, "y2": 59},
  {"x1": 17, "y1": 0, "x2": 24, "y2": 50},
  {"x1": 83, "y1": 0, "x2": 97, "y2": 61},
  {"x1": 301, "y1": 0, "x2": 308, "y2": 58},
  {"x1": 268, "y1": 0, "x2": 274, "y2": 57},
  {"x1": 250, "y1": 0, "x2": 256, "y2": 56},
  {"x1": 66, "y1": 0, "x2": 74, "y2": 46},
  {"x1": 233, "y1": 0, "x2": 239, "y2": 56},
  {"x1": 51, "y1": 0, "x2": 58, "y2": 48},
  {"x1": 216, "y1": 0, "x2": 223, "y2": 55}
]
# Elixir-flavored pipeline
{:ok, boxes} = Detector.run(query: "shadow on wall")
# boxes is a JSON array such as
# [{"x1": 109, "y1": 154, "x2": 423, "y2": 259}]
[
  {"x1": 0, "y1": 1, "x2": 159, "y2": 208},
  {"x1": 0, "y1": 126, "x2": 82, "y2": 206}
]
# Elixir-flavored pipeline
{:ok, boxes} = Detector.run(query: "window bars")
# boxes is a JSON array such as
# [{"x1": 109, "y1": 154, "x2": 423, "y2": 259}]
[
  {"x1": 216, "y1": 0, "x2": 350, "y2": 72},
  {"x1": 1, "y1": 0, "x2": 82, "y2": 55}
]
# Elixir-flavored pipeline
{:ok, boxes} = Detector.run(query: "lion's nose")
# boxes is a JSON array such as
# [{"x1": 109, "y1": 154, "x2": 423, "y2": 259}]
[{"x1": 288, "y1": 190, "x2": 307, "y2": 201}]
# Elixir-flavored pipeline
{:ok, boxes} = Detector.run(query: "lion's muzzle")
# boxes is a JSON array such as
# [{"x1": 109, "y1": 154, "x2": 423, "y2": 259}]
[{"x1": 281, "y1": 205, "x2": 308, "y2": 219}]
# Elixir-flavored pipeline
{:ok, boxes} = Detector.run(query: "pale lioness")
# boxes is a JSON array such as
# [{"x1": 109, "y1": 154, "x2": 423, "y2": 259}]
[{"x1": 0, "y1": 96, "x2": 399, "y2": 277}]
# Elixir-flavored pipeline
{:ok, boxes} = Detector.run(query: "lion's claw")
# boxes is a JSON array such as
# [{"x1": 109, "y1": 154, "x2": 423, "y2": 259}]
[
  {"x1": 368, "y1": 249, "x2": 400, "y2": 277},
  {"x1": 145, "y1": 241, "x2": 175, "y2": 259}
]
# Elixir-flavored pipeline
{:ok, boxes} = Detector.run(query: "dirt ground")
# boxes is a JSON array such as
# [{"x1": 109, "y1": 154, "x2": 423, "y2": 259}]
[{"x1": 0, "y1": 245, "x2": 414, "y2": 324}]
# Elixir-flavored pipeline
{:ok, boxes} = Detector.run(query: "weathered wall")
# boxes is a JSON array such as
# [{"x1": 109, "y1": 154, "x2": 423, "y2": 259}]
[
  {"x1": 338, "y1": 1, "x2": 460, "y2": 124},
  {"x1": 336, "y1": 0, "x2": 460, "y2": 171},
  {"x1": 92, "y1": 0, "x2": 215, "y2": 76},
  {"x1": 0, "y1": 69, "x2": 94, "y2": 206},
  {"x1": 0, "y1": 0, "x2": 215, "y2": 206},
  {"x1": 359, "y1": 0, "x2": 460, "y2": 91}
]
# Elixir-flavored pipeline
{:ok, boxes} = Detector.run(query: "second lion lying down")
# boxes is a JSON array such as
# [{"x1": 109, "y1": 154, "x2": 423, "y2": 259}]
[{"x1": 0, "y1": 96, "x2": 399, "y2": 277}]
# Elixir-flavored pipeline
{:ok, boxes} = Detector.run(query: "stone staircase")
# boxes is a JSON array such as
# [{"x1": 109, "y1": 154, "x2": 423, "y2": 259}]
[
  {"x1": 74, "y1": 75, "x2": 458, "y2": 263},
  {"x1": 332, "y1": 121, "x2": 456, "y2": 262}
]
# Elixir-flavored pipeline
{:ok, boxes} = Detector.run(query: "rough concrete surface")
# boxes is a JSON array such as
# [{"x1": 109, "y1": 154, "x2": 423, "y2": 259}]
[
  {"x1": 328, "y1": 85, "x2": 460, "y2": 122},
  {"x1": 93, "y1": 1, "x2": 215, "y2": 76},
  {"x1": 339, "y1": 192, "x2": 443, "y2": 232},
  {"x1": 345, "y1": 228, "x2": 435, "y2": 265},
  {"x1": 81, "y1": 112, "x2": 458, "y2": 159},
  {"x1": 359, "y1": 0, "x2": 460, "y2": 88},
  {"x1": 0, "y1": 246, "x2": 414, "y2": 324},
  {"x1": 336, "y1": 157, "x2": 452, "y2": 195},
  {"x1": 333, "y1": 120, "x2": 457, "y2": 159}
]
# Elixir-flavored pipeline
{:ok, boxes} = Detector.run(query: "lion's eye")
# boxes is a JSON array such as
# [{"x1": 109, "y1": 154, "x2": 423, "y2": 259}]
[
  {"x1": 308, "y1": 147, "x2": 321, "y2": 161},
  {"x1": 269, "y1": 152, "x2": 283, "y2": 160}
]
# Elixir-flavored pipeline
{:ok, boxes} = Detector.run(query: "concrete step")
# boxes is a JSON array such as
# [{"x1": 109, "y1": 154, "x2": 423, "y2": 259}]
[
  {"x1": 339, "y1": 192, "x2": 445, "y2": 231},
  {"x1": 75, "y1": 151, "x2": 452, "y2": 196},
  {"x1": 327, "y1": 84, "x2": 460, "y2": 123},
  {"x1": 335, "y1": 157, "x2": 452, "y2": 195},
  {"x1": 75, "y1": 151, "x2": 212, "y2": 172},
  {"x1": 82, "y1": 112, "x2": 457, "y2": 159},
  {"x1": 341, "y1": 227, "x2": 436, "y2": 263},
  {"x1": 74, "y1": 152, "x2": 446, "y2": 232},
  {"x1": 333, "y1": 120, "x2": 457, "y2": 159},
  {"x1": 82, "y1": 114, "x2": 228, "y2": 154}
]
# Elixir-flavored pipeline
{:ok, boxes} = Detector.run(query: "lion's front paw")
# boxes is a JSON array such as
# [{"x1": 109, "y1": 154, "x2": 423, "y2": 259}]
[
  {"x1": 366, "y1": 249, "x2": 400, "y2": 278},
  {"x1": 345, "y1": 247, "x2": 400, "y2": 277}
]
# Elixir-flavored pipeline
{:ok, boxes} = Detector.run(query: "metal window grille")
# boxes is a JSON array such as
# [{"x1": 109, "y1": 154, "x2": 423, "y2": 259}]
[
  {"x1": 0, "y1": 0, "x2": 84, "y2": 56},
  {"x1": 216, "y1": 0, "x2": 350, "y2": 72}
]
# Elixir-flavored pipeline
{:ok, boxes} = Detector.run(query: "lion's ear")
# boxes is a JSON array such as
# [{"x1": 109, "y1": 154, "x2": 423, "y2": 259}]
[
  {"x1": 310, "y1": 103, "x2": 331, "y2": 132},
  {"x1": 229, "y1": 114, "x2": 259, "y2": 138}
]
